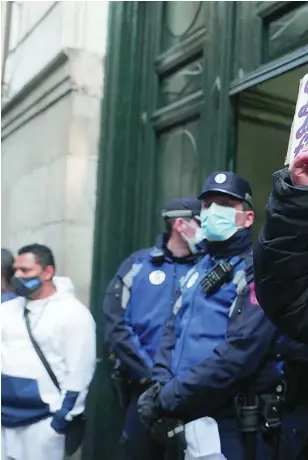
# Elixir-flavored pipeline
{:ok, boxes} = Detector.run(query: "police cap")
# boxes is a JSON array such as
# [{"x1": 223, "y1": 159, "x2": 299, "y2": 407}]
[
  {"x1": 198, "y1": 171, "x2": 253, "y2": 208},
  {"x1": 161, "y1": 197, "x2": 201, "y2": 221}
]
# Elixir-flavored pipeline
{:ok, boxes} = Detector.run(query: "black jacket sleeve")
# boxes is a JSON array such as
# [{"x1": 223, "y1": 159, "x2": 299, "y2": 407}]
[{"x1": 254, "y1": 168, "x2": 308, "y2": 343}]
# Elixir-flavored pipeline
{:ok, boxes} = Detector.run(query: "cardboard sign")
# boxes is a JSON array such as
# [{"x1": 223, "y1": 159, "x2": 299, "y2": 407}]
[{"x1": 285, "y1": 73, "x2": 308, "y2": 165}]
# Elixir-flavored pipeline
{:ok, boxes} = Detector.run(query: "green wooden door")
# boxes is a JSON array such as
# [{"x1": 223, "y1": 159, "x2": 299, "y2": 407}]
[
  {"x1": 84, "y1": 2, "x2": 236, "y2": 459},
  {"x1": 231, "y1": 1, "x2": 308, "y2": 94},
  {"x1": 147, "y1": 0, "x2": 236, "y2": 238}
]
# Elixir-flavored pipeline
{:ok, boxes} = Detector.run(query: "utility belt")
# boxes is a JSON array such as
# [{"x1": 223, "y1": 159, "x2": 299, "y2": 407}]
[{"x1": 235, "y1": 381, "x2": 287, "y2": 435}]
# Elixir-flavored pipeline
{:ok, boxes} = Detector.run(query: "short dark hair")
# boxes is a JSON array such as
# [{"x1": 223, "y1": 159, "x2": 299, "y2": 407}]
[
  {"x1": 1, "y1": 248, "x2": 15, "y2": 284},
  {"x1": 164, "y1": 218, "x2": 175, "y2": 236},
  {"x1": 242, "y1": 201, "x2": 253, "y2": 212},
  {"x1": 18, "y1": 244, "x2": 56, "y2": 271}
]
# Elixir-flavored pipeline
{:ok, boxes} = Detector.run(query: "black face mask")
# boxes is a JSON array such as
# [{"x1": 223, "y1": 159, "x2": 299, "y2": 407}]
[{"x1": 10, "y1": 276, "x2": 42, "y2": 299}]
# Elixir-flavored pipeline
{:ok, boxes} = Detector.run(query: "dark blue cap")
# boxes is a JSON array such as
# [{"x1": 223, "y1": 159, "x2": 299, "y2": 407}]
[
  {"x1": 161, "y1": 197, "x2": 201, "y2": 220},
  {"x1": 198, "y1": 171, "x2": 253, "y2": 208}
]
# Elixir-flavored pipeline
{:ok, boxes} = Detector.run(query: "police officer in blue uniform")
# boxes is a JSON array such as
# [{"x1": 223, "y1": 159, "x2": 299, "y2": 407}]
[
  {"x1": 138, "y1": 172, "x2": 287, "y2": 460},
  {"x1": 103, "y1": 197, "x2": 205, "y2": 460}
]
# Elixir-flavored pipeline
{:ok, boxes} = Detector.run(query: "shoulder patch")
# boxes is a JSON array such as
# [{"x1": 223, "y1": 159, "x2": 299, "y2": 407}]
[{"x1": 249, "y1": 282, "x2": 259, "y2": 306}]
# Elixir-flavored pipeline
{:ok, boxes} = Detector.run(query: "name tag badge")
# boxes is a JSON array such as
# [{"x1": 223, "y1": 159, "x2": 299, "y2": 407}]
[{"x1": 149, "y1": 270, "x2": 166, "y2": 286}]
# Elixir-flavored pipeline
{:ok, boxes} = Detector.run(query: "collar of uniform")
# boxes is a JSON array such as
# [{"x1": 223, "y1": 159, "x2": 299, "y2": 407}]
[
  {"x1": 207, "y1": 228, "x2": 253, "y2": 259},
  {"x1": 154, "y1": 233, "x2": 200, "y2": 265},
  {"x1": 165, "y1": 250, "x2": 199, "y2": 265}
]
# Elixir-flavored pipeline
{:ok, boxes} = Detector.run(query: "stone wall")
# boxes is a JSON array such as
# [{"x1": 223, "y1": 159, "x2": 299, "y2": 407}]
[{"x1": 1, "y1": 49, "x2": 103, "y2": 305}]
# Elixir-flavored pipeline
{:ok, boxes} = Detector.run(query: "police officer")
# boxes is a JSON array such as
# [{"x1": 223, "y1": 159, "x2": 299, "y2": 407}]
[
  {"x1": 103, "y1": 197, "x2": 204, "y2": 460},
  {"x1": 138, "y1": 172, "x2": 287, "y2": 460}
]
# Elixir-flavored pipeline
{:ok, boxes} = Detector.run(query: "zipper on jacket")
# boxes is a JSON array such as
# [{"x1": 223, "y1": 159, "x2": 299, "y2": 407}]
[{"x1": 169, "y1": 264, "x2": 178, "y2": 314}]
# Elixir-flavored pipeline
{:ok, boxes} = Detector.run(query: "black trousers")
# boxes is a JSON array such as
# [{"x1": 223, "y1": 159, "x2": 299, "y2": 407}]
[{"x1": 122, "y1": 398, "x2": 166, "y2": 460}]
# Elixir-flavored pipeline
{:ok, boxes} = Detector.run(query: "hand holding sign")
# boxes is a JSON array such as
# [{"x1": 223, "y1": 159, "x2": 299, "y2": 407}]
[
  {"x1": 289, "y1": 147, "x2": 308, "y2": 186},
  {"x1": 285, "y1": 73, "x2": 308, "y2": 165}
]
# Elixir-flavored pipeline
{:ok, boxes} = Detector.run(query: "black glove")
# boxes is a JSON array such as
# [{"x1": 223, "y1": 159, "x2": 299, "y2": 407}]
[{"x1": 137, "y1": 382, "x2": 163, "y2": 428}]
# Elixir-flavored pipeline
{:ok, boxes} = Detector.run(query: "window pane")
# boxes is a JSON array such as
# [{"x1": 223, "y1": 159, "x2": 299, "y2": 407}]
[
  {"x1": 159, "y1": 60, "x2": 203, "y2": 107},
  {"x1": 156, "y1": 120, "x2": 200, "y2": 211},
  {"x1": 162, "y1": 1, "x2": 206, "y2": 51},
  {"x1": 266, "y1": 3, "x2": 308, "y2": 62}
]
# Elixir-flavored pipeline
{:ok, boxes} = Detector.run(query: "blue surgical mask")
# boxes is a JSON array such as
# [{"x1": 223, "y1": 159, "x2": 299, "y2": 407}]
[{"x1": 200, "y1": 203, "x2": 243, "y2": 242}]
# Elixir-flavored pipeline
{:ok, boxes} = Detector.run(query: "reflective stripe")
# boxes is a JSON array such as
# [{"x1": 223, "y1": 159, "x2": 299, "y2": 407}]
[
  {"x1": 233, "y1": 270, "x2": 246, "y2": 288},
  {"x1": 173, "y1": 268, "x2": 195, "y2": 315},
  {"x1": 173, "y1": 295, "x2": 182, "y2": 315},
  {"x1": 229, "y1": 271, "x2": 247, "y2": 318},
  {"x1": 121, "y1": 263, "x2": 142, "y2": 310},
  {"x1": 181, "y1": 267, "x2": 196, "y2": 288},
  {"x1": 121, "y1": 286, "x2": 130, "y2": 311}
]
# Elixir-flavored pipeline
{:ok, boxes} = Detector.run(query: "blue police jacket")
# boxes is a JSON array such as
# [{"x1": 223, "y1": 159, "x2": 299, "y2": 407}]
[
  {"x1": 153, "y1": 229, "x2": 284, "y2": 418},
  {"x1": 103, "y1": 235, "x2": 202, "y2": 382}
]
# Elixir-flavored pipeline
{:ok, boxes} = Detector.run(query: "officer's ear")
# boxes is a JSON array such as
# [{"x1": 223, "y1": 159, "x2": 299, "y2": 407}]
[
  {"x1": 173, "y1": 218, "x2": 186, "y2": 234},
  {"x1": 243, "y1": 210, "x2": 254, "y2": 228}
]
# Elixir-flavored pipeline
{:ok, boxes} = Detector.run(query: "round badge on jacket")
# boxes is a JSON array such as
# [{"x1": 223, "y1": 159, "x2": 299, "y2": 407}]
[
  {"x1": 149, "y1": 270, "x2": 166, "y2": 285},
  {"x1": 186, "y1": 272, "x2": 199, "y2": 288}
]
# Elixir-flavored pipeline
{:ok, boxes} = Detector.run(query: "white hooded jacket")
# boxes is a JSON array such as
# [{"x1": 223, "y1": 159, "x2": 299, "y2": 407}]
[{"x1": 1, "y1": 277, "x2": 96, "y2": 431}]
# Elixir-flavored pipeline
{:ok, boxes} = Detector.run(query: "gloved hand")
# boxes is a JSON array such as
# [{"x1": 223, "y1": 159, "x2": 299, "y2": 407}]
[{"x1": 137, "y1": 382, "x2": 163, "y2": 428}]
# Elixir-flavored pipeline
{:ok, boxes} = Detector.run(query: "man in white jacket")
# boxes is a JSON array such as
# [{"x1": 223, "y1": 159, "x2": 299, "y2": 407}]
[{"x1": 1, "y1": 243, "x2": 96, "y2": 460}]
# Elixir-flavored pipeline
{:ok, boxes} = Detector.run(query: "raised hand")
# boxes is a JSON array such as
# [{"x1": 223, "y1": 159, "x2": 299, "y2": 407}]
[{"x1": 289, "y1": 147, "x2": 308, "y2": 186}]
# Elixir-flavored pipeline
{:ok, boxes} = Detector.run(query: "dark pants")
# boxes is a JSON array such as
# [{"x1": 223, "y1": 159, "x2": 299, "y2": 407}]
[
  {"x1": 217, "y1": 417, "x2": 274, "y2": 460},
  {"x1": 123, "y1": 412, "x2": 271, "y2": 460},
  {"x1": 275, "y1": 405, "x2": 308, "y2": 460},
  {"x1": 122, "y1": 406, "x2": 308, "y2": 460},
  {"x1": 218, "y1": 412, "x2": 308, "y2": 460},
  {"x1": 122, "y1": 400, "x2": 166, "y2": 460}
]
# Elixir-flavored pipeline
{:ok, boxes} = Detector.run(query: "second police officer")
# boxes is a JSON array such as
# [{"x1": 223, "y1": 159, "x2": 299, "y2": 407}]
[
  {"x1": 103, "y1": 197, "x2": 205, "y2": 460},
  {"x1": 138, "y1": 172, "x2": 289, "y2": 460}
]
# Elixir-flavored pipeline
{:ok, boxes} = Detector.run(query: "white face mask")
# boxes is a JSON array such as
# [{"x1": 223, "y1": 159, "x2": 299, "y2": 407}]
[{"x1": 181, "y1": 225, "x2": 204, "y2": 254}]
